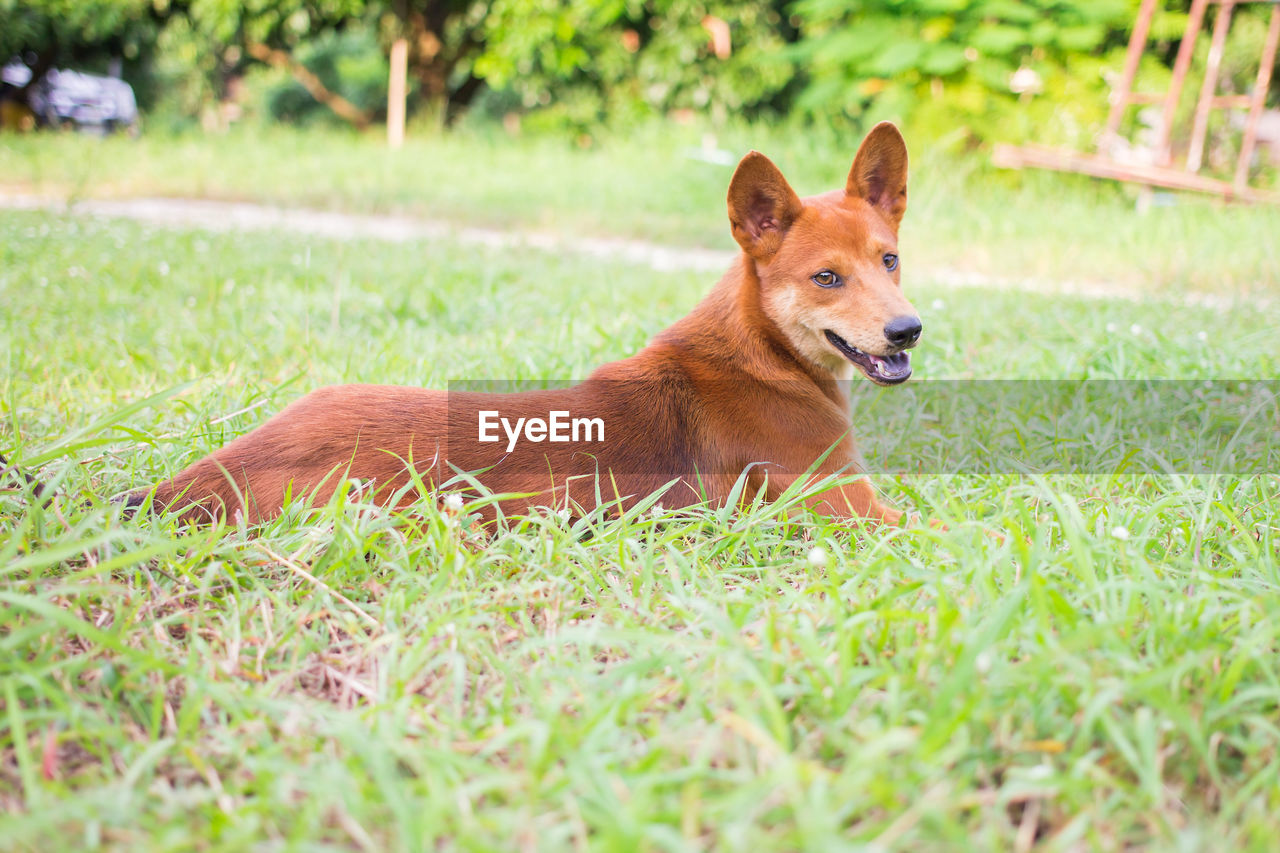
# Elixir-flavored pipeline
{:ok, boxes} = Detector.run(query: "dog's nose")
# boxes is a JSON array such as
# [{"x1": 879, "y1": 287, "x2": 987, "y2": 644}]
[{"x1": 883, "y1": 315, "x2": 922, "y2": 349}]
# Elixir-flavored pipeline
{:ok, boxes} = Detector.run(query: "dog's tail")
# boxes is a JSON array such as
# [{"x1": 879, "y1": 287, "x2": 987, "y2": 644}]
[
  {"x1": 117, "y1": 488, "x2": 152, "y2": 514},
  {"x1": 0, "y1": 451, "x2": 53, "y2": 505},
  {"x1": 1, "y1": 450, "x2": 163, "y2": 517}
]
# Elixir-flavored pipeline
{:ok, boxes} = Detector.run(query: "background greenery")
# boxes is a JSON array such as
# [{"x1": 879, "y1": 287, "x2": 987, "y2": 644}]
[{"x1": 4, "y1": 0, "x2": 1280, "y2": 162}]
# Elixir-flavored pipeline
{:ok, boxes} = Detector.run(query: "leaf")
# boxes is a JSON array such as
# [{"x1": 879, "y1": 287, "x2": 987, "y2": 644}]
[
  {"x1": 920, "y1": 42, "x2": 968, "y2": 76},
  {"x1": 980, "y1": 0, "x2": 1041, "y2": 25},
  {"x1": 1054, "y1": 24, "x2": 1106, "y2": 53},
  {"x1": 971, "y1": 23, "x2": 1028, "y2": 56},
  {"x1": 868, "y1": 40, "x2": 925, "y2": 76}
]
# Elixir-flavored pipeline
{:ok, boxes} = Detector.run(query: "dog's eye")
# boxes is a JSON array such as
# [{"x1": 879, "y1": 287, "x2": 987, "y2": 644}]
[
  {"x1": 811, "y1": 270, "x2": 841, "y2": 288},
  {"x1": 883, "y1": 253, "x2": 899, "y2": 272}
]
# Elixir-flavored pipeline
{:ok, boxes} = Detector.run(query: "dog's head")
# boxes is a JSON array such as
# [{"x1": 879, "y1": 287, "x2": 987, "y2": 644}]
[{"x1": 727, "y1": 122, "x2": 920, "y2": 385}]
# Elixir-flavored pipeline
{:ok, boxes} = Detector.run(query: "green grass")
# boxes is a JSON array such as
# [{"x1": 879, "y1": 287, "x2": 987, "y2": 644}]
[
  {"x1": 3, "y1": 123, "x2": 1280, "y2": 296},
  {"x1": 2, "y1": 173, "x2": 1280, "y2": 848}
]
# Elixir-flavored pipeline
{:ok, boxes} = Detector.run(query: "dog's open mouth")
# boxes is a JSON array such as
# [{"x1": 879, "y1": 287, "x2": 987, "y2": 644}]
[{"x1": 824, "y1": 330, "x2": 912, "y2": 385}]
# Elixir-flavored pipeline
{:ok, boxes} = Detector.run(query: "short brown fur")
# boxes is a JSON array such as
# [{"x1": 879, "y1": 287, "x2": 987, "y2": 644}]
[{"x1": 134, "y1": 123, "x2": 921, "y2": 525}]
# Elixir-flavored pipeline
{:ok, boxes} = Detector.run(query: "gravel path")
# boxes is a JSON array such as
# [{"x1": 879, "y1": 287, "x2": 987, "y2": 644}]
[
  {"x1": 0, "y1": 192, "x2": 1249, "y2": 310},
  {"x1": 0, "y1": 193, "x2": 733, "y2": 273}
]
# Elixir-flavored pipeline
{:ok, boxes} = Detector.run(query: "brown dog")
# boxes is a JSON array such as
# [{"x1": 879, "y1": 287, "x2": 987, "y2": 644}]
[{"x1": 131, "y1": 122, "x2": 921, "y2": 525}]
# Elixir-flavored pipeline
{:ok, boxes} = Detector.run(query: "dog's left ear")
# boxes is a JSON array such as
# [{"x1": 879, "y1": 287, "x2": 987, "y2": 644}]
[
  {"x1": 727, "y1": 151, "x2": 803, "y2": 259},
  {"x1": 847, "y1": 121, "x2": 908, "y2": 226}
]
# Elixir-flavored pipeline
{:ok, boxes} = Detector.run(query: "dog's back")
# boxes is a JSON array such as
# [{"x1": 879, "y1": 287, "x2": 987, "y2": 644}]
[{"x1": 134, "y1": 123, "x2": 921, "y2": 526}]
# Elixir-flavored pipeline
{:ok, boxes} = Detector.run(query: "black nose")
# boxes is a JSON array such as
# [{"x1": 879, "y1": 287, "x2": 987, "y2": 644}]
[{"x1": 883, "y1": 315, "x2": 922, "y2": 349}]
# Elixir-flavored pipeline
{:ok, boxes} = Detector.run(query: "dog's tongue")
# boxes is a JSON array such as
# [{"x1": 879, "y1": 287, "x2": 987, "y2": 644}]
[{"x1": 870, "y1": 352, "x2": 909, "y2": 378}]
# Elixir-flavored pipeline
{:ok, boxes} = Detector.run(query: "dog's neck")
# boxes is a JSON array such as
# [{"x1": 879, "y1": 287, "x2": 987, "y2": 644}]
[{"x1": 653, "y1": 254, "x2": 852, "y2": 405}]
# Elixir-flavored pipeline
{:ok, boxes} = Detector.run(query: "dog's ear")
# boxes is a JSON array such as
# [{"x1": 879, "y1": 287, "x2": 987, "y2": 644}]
[
  {"x1": 847, "y1": 121, "x2": 908, "y2": 226},
  {"x1": 727, "y1": 151, "x2": 803, "y2": 259}
]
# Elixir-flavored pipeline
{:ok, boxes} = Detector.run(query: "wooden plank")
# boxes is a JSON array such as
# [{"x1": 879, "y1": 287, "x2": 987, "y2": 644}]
[
  {"x1": 1106, "y1": 0, "x2": 1162, "y2": 137},
  {"x1": 387, "y1": 38, "x2": 408, "y2": 150},
  {"x1": 1187, "y1": 0, "x2": 1236, "y2": 172},
  {"x1": 1234, "y1": 5, "x2": 1280, "y2": 189},
  {"x1": 993, "y1": 143, "x2": 1280, "y2": 203},
  {"x1": 1158, "y1": 0, "x2": 1210, "y2": 166}
]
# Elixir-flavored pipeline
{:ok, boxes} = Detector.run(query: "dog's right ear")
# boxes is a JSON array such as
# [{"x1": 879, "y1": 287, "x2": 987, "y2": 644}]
[
  {"x1": 727, "y1": 151, "x2": 803, "y2": 259},
  {"x1": 847, "y1": 121, "x2": 908, "y2": 226}
]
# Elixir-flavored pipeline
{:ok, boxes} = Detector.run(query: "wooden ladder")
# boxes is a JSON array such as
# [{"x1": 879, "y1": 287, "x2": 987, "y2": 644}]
[{"x1": 996, "y1": 0, "x2": 1280, "y2": 204}]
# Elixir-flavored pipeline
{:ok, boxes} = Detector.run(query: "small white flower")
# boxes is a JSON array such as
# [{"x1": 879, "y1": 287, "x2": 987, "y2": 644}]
[
  {"x1": 1130, "y1": 323, "x2": 1142, "y2": 336},
  {"x1": 1196, "y1": 330, "x2": 1208, "y2": 342},
  {"x1": 442, "y1": 493, "x2": 464, "y2": 513},
  {"x1": 157, "y1": 261, "x2": 170, "y2": 276},
  {"x1": 1009, "y1": 67, "x2": 1043, "y2": 95},
  {"x1": 650, "y1": 502, "x2": 665, "y2": 518},
  {"x1": 556, "y1": 508, "x2": 571, "y2": 522},
  {"x1": 1111, "y1": 525, "x2": 1130, "y2": 541},
  {"x1": 975, "y1": 651, "x2": 993, "y2": 674},
  {"x1": 807, "y1": 546, "x2": 829, "y2": 568},
  {"x1": 931, "y1": 298, "x2": 945, "y2": 310},
  {"x1": 1106, "y1": 322, "x2": 1118, "y2": 333}
]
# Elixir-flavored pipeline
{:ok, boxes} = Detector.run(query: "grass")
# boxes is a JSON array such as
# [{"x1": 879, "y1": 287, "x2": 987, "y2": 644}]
[
  {"x1": 2, "y1": 122, "x2": 1280, "y2": 297},
  {"x1": 1, "y1": 142, "x2": 1279, "y2": 849}
]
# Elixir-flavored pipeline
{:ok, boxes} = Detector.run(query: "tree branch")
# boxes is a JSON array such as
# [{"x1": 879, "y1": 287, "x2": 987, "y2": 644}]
[{"x1": 245, "y1": 41, "x2": 371, "y2": 129}]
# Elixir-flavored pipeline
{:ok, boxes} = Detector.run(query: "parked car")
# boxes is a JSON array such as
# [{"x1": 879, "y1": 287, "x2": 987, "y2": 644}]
[{"x1": 1, "y1": 61, "x2": 138, "y2": 133}]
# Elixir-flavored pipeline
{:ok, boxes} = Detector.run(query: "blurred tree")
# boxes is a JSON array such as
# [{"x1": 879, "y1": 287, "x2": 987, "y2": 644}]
[
  {"x1": 11, "y1": 0, "x2": 1262, "y2": 150},
  {"x1": 175, "y1": 0, "x2": 372, "y2": 126},
  {"x1": 169, "y1": 1, "x2": 489, "y2": 126},
  {"x1": 471, "y1": 0, "x2": 796, "y2": 132},
  {"x1": 0, "y1": 0, "x2": 165, "y2": 110},
  {"x1": 380, "y1": 1, "x2": 489, "y2": 123},
  {"x1": 788, "y1": 0, "x2": 1144, "y2": 143}
]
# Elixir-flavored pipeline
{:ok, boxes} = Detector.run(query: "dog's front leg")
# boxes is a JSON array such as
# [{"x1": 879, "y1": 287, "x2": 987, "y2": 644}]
[
  {"x1": 806, "y1": 476, "x2": 903, "y2": 527},
  {"x1": 765, "y1": 472, "x2": 903, "y2": 527}
]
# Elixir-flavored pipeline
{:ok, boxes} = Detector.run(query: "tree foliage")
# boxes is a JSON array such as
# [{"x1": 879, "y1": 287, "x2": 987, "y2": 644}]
[
  {"x1": 155, "y1": 1, "x2": 488, "y2": 125},
  {"x1": 471, "y1": 0, "x2": 794, "y2": 129},
  {"x1": 0, "y1": 0, "x2": 163, "y2": 108},
  {"x1": 169, "y1": 0, "x2": 369, "y2": 108},
  {"x1": 0, "y1": 0, "x2": 158, "y2": 62},
  {"x1": 379, "y1": 0, "x2": 488, "y2": 121},
  {"x1": 788, "y1": 0, "x2": 1141, "y2": 138},
  {"x1": 5, "y1": 0, "x2": 1276, "y2": 144}
]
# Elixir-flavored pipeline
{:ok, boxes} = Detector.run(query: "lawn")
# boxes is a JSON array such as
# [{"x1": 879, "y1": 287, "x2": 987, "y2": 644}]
[
  {"x1": 2, "y1": 123, "x2": 1280, "y2": 296},
  {"x1": 2, "y1": 130, "x2": 1280, "y2": 850}
]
